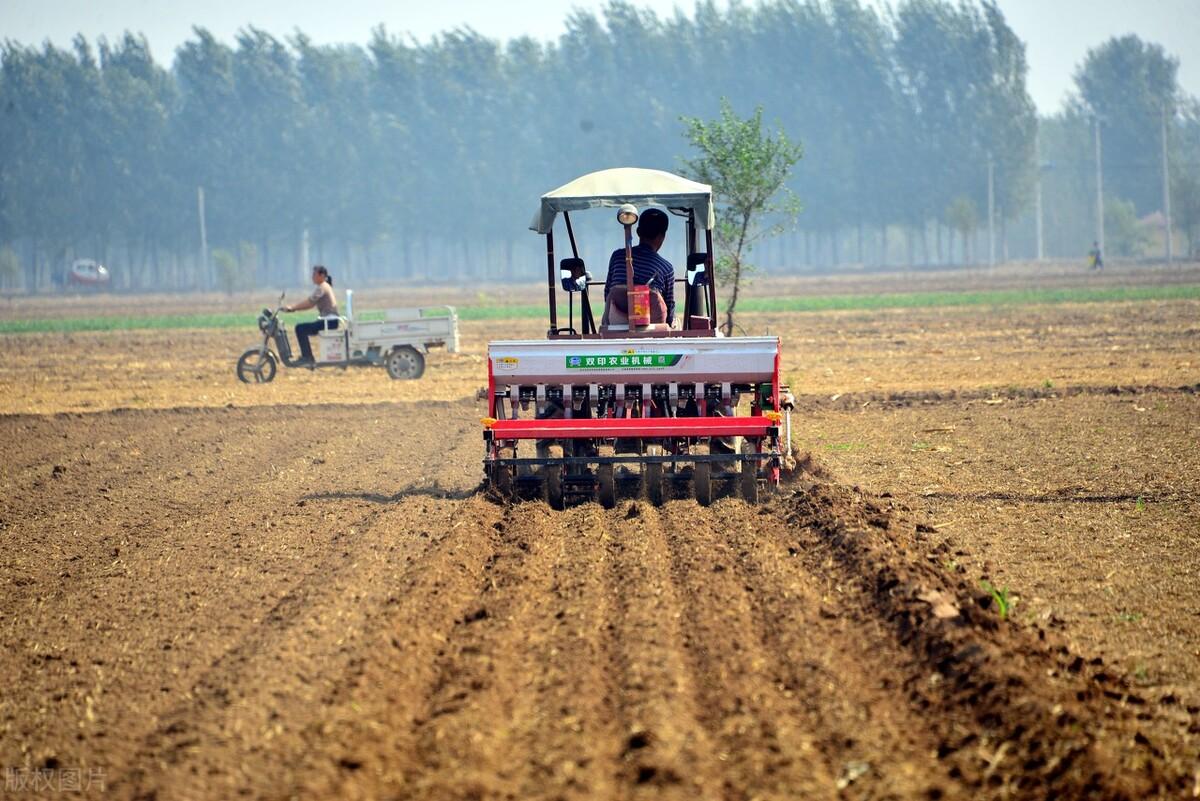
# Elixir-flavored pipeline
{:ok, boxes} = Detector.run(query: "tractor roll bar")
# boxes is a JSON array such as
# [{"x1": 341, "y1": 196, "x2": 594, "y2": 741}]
[
  {"x1": 544, "y1": 207, "x2": 718, "y2": 335},
  {"x1": 546, "y1": 229, "x2": 557, "y2": 333}
]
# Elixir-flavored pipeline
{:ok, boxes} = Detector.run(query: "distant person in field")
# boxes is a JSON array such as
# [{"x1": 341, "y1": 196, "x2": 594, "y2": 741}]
[
  {"x1": 1088, "y1": 241, "x2": 1104, "y2": 271},
  {"x1": 604, "y1": 207, "x2": 675, "y2": 326},
  {"x1": 283, "y1": 265, "x2": 339, "y2": 364}
]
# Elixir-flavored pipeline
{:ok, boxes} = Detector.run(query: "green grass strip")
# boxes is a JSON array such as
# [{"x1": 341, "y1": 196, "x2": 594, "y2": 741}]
[
  {"x1": 738, "y1": 284, "x2": 1200, "y2": 313},
  {"x1": 2, "y1": 283, "x2": 1198, "y2": 335},
  {"x1": 0, "y1": 312, "x2": 258, "y2": 334}
]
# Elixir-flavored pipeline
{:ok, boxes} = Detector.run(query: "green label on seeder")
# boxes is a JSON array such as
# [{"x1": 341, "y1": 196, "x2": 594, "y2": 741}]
[{"x1": 565, "y1": 354, "x2": 682, "y2": 369}]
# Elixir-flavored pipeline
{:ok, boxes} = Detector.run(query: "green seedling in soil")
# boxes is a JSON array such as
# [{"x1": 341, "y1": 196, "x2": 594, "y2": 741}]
[
  {"x1": 980, "y1": 580, "x2": 1014, "y2": 620},
  {"x1": 1133, "y1": 663, "x2": 1151, "y2": 684},
  {"x1": 1042, "y1": 379, "x2": 1054, "y2": 389},
  {"x1": 825, "y1": 441, "x2": 865, "y2": 453},
  {"x1": 1135, "y1": 496, "x2": 1146, "y2": 512},
  {"x1": 911, "y1": 441, "x2": 931, "y2": 452},
  {"x1": 1115, "y1": 612, "x2": 1143, "y2": 624}
]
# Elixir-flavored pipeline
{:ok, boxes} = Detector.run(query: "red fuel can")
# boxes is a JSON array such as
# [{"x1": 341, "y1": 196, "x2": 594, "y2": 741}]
[{"x1": 628, "y1": 285, "x2": 651, "y2": 327}]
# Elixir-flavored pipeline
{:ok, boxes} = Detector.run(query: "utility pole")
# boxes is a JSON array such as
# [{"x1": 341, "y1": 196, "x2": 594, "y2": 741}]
[
  {"x1": 1093, "y1": 116, "x2": 1105, "y2": 256},
  {"x1": 1162, "y1": 105, "x2": 1173, "y2": 265},
  {"x1": 1034, "y1": 135, "x2": 1045, "y2": 262},
  {"x1": 986, "y1": 153, "x2": 996, "y2": 267},
  {"x1": 197, "y1": 186, "x2": 209, "y2": 286},
  {"x1": 300, "y1": 227, "x2": 310, "y2": 283}
]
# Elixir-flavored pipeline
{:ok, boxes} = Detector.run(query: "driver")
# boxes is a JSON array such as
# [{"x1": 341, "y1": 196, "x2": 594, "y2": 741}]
[
  {"x1": 604, "y1": 207, "x2": 675, "y2": 326},
  {"x1": 283, "y1": 265, "x2": 339, "y2": 365}
]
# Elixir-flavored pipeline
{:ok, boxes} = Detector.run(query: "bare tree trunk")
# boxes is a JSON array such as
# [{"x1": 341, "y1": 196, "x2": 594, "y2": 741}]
[
  {"x1": 723, "y1": 214, "x2": 752, "y2": 336},
  {"x1": 1001, "y1": 213, "x2": 1009, "y2": 262},
  {"x1": 262, "y1": 237, "x2": 272, "y2": 289}
]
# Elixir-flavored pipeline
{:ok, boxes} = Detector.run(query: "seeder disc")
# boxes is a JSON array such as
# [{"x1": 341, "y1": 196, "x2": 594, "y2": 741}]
[
  {"x1": 740, "y1": 459, "x2": 759, "y2": 504},
  {"x1": 544, "y1": 464, "x2": 564, "y2": 510},
  {"x1": 694, "y1": 460, "x2": 712, "y2": 506},
  {"x1": 598, "y1": 464, "x2": 616, "y2": 509}
]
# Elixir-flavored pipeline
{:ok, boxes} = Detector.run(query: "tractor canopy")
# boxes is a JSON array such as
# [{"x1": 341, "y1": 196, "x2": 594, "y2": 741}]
[{"x1": 530, "y1": 167, "x2": 715, "y2": 234}]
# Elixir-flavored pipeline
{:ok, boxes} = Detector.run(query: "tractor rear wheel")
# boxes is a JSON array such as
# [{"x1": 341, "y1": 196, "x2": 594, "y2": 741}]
[
  {"x1": 386, "y1": 346, "x2": 425, "y2": 380},
  {"x1": 597, "y1": 464, "x2": 616, "y2": 509}
]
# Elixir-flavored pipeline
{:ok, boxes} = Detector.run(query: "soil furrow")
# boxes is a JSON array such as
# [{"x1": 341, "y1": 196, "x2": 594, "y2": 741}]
[
  {"x1": 708, "y1": 498, "x2": 955, "y2": 799},
  {"x1": 399, "y1": 501, "x2": 627, "y2": 799},
  {"x1": 790, "y1": 382, "x2": 1199, "y2": 411},
  {"x1": 601, "y1": 499, "x2": 724, "y2": 799},
  {"x1": 498, "y1": 503, "x2": 625, "y2": 799},
  {"x1": 2, "y1": 373, "x2": 1197, "y2": 800},
  {"x1": 119, "y1": 495, "x2": 484, "y2": 800},
  {"x1": 775, "y1": 482, "x2": 1185, "y2": 799},
  {"x1": 653, "y1": 499, "x2": 838, "y2": 800},
  {"x1": 405, "y1": 501, "x2": 572, "y2": 797},
  {"x1": 262, "y1": 496, "x2": 506, "y2": 801}
]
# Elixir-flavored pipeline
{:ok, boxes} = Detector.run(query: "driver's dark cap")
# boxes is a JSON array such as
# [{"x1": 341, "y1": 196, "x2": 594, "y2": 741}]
[{"x1": 636, "y1": 208, "x2": 669, "y2": 240}]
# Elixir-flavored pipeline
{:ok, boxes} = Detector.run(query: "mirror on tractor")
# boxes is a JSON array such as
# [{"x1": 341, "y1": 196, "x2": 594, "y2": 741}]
[
  {"x1": 559, "y1": 258, "x2": 588, "y2": 292},
  {"x1": 686, "y1": 252, "x2": 709, "y2": 286}
]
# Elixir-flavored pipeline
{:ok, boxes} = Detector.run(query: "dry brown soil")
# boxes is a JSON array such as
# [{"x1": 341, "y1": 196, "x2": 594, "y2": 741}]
[{"x1": 2, "y1": 266, "x2": 1198, "y2": 799}]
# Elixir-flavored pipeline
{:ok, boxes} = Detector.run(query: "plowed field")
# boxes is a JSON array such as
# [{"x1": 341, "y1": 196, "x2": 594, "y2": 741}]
[{"x1": 2, "y1": 270, "x2": 1199, "y2": 799}]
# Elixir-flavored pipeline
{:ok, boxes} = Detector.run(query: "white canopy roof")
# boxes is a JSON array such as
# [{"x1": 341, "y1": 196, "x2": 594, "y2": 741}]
[{"x1": 530, "y1": 167, "x2": 715, "y2": 234}]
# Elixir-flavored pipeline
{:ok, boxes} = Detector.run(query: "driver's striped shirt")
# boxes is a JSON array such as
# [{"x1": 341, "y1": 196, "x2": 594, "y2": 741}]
[{"x1": 605, "y1": 244, "x2": 675, "y2": 323}]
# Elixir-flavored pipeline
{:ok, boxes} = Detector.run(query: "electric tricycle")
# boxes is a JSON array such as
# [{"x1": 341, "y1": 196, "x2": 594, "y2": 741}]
[{"x1": 236, "y1": 291, "x2": 459, "y2": 383}]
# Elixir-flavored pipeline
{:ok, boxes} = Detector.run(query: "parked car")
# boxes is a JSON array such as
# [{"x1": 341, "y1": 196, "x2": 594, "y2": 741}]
[{"x1": 68, "y1": 259, "x2": 111, "y2": 287}]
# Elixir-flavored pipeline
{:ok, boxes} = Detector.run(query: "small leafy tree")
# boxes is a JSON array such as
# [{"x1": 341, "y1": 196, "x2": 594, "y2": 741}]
[
  {"x1": 945, "y1": 196, "x2": 979, "y2": 264},
  {"x1": 238, "y1": 241, "x2": 259, "y2": 285},
  {"x1": 681, "y1": 99, "x2": 802, "y2": 335},
  {"x1": 1104, "y1": 195, "x2": 1149, "y2": 257},
  {"x1": 213, "y1": 248, "x2": 239, "y2": 295},
  {"x1": 1172, "y1": 171, "x2": 1200, "y2": 258},
  {"x1": 0, "y1": 246, "x2": 19, "y2": 289}
]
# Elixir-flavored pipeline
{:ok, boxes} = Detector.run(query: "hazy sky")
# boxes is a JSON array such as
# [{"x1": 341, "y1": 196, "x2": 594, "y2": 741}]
[{"x1": 3, "y1": 0, "x2": 1197, "y2": 113}]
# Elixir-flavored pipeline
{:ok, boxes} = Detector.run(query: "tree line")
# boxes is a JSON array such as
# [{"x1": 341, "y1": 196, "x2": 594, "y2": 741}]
[{"x1": 0, "y1": 0, "x2": 1196, "y2": 293}]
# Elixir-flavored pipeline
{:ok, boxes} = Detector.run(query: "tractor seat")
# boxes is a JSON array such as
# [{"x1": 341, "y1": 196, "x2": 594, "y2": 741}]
[{"x1": 601, "y1": 285, "x2": 670, "y2": 332}]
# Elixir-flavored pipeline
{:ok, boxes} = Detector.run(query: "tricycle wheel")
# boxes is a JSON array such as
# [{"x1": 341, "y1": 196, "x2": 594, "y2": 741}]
[
  {"x1": 237, "y1": 349, "x2": 277, "y2": 383},
  {"x1": 386, "y1": 346, "x2": 425, "y2": 380}
]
